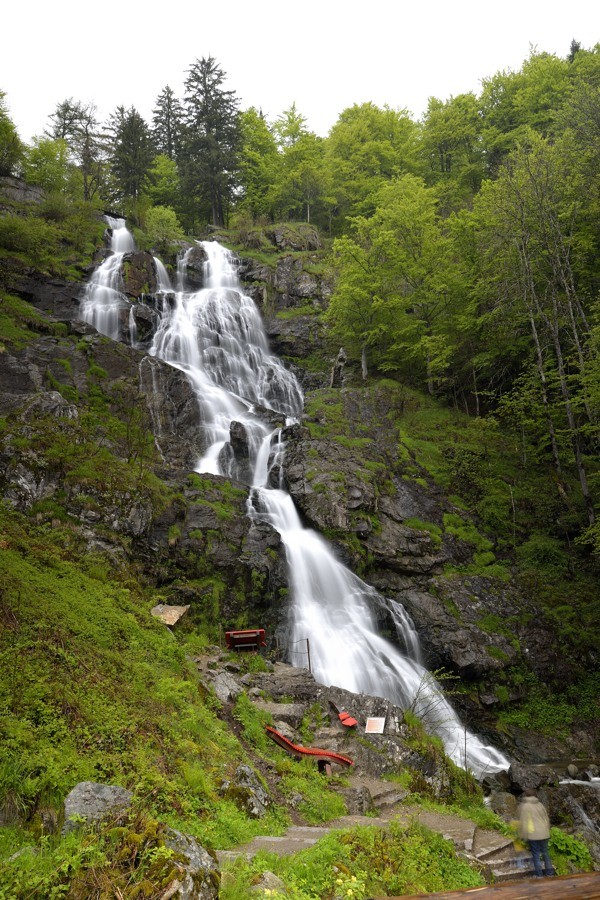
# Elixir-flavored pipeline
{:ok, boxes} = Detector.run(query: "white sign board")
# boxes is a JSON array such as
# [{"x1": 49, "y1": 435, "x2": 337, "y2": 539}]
[{"x1": 365, "y1": 717, "x2": 385, "y2": 734}]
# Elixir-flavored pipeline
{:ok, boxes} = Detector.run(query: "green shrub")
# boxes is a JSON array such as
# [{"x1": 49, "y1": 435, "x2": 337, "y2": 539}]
[
  {"x1": 0, "y1": 214, "x2": 58, "y2": 265},
  {"x1": 549, "y1": 827, "x2": 593, "y2": 874},
  {"x1": 517, "y1": 534, "x2": 570, "y2": 577}
]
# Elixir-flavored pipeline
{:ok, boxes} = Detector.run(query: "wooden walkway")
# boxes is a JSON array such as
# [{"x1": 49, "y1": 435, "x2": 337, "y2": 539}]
[{"x1": 376, "y1": 870, "x2": 600, "y2": 899}]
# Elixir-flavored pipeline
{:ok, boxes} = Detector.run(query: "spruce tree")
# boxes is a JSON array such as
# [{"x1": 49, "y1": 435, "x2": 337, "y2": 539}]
[
  {"x1": 110, "y1": 106, "x2": 154, "y2": 206},
  {"x1": 180, "y1": 56, "x2": 241, "y2": 228},
  {"x1": 151, "y1": 85, "x2": 183, "y2": 160}
]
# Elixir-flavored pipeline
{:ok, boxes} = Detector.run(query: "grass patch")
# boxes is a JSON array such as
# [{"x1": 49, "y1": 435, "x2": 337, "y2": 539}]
[{"x1": 220, "y1": 820, "x2": 485, "y2": 899}]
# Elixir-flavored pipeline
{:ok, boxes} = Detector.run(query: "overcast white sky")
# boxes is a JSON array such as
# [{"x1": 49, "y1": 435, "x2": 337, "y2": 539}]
[{"x1": 2, "y1": 0, "x2": 598, "y2": 143}]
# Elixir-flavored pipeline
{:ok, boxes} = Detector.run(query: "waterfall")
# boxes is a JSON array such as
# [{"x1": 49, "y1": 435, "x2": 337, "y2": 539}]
[
  {"x1": 154, "y1": 257, "x2": 172, "y2": 293},
  {"x1": 80, "y1": 216, "x2": 135, "y2": 340},
  {"x1": 80, "y1": 220, "x2": 509, "y2": 779}
]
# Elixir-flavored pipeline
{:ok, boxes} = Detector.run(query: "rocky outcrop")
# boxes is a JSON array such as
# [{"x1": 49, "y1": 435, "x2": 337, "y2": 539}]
[
  {"x1": 62, "y1": 782, "x2": 219, "y2": 898},
  {"x1": 237, "y1": 249, "x2": 331, "y2": 373},
  {"x1": 181, "y1": 243, "x2": 208, "y2": 290},
  {"x1": 201, "y1": 658, "x2": 472, "y2": 798},
  {"x1": 0, "y1": 175, "x2": 45, "y2": 205},
  {"x1": 163, "y1": 830, "x2": 220, "y2": 899},
  {"x1": 219, "y1": 765, "x2": 271, "y2": 818}
]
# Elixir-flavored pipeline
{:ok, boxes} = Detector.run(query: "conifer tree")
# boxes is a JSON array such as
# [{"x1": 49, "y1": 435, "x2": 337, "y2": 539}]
[
  {"x1": 151, "y1": 85, "x2": 183, "y2": 160},
  {"x1": 180, "y1": 56, "x2": 241, "y2": 228},
  {"x1": 110, "y1": 106, "x2": 154, "y2": 205}
]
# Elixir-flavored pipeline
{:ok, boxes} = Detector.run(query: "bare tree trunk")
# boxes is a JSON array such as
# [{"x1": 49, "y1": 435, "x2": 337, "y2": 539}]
[
  {"x1": 361, "y1": 345, "x2": 368, "y2": 381},
  {"x1": 528, "y1": 311, "x2": 563, "y2": 479},
  {"x1": 543, "y1": 295, "x2": 595, "y2": 525},
  {"x1": 472, "y1": 365, "x2": 480, "y2": 418}
]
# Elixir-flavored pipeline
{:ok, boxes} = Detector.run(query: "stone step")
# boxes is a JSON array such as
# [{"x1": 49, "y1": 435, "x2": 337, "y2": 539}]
[
  {"x1": 472, "y1": 827, "x2": 515, "y2": 861},
  {"x1": 494, "y1": 864, "x2": 537, "y2": 883},
  {"x1": 216, "y1": 825, "x2": 330, "y2": 863},
  {"x1": 488, "y1": 851, "x2": 535, "y2": 880},
  {"x1": 375, "y1": 790, "x2": 409, "y2": 811}
]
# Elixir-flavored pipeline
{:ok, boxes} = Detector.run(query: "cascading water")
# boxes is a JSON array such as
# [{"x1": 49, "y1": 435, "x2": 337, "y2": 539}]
[
  {"x1": 81, "y1": 219, "x2": 509, "y2": 779},
  {"x1": 80, "y1": 216, "x2": 135, "y2": 340}
]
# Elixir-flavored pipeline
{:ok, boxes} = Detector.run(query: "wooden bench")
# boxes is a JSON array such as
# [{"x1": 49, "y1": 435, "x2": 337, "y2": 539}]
[
  {"x1": 266, "y1": 725, "x2": 353, "y2": 775},
  {"x1": 225, "y1": 628, "x2": 266, "y2": 651}
]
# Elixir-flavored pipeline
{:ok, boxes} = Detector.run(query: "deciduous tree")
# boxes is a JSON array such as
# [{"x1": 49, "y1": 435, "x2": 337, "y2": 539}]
[{"x1": 0, "y1": 92, "x2": 23, "y2": 176}]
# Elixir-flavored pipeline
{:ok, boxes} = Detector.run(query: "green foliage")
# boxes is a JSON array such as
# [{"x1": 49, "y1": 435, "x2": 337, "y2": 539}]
[
  {"x1": 0, "y1": 811, "x2": 199, "y2": 900},
  {"x1": 0, "y1": 196, "x2": 104, "y2": 275},
  {"x1": 221, "y1": 820, "x2": 484, "y2": 899},
  {"x1": 498, "y1": 672, "x2": 600, "y2": 738},
  {"x1": 232, "y1": 692, "x2": 272, "y2": 751},
  {"x1": 179, "y1": 56, "x2": 241, "y2": 229},
  {"x1": 143, "y1": 204, "x2": 184, "y2": 250},
  {"x1": 549, "y1": 827, "x2": 593, "y2": 874},
  {"x1": 0, "y1": 91, "x2": 24, "y2": 175},
  {"x1": 0, "y1": 213, "x2": 60, "y2": 268},
  {"x1": 279, "y1": 763, "x2": 347, "y2": 825},
  {"x1": 21, "y1": 137, "x2": 72, "y2": 193},
  {"x1": 0, "y1": 505, "x2": 271, "y2": 850},
  {"x1": 146, "y1": 153, "x2": 182, "y2": 210},
  {"x1": 0, "y1": 293, "x2": 56, "y2": 349},
  {"x1": 517, "y1": 533, "x2": 570, "y2": 577},
  {"x1": 237, "y1": 106, "x2": 279, "y2": 222},
  {"x1": 443, "y1": 512, "x2": 493, "y2": 553},
  {"x1": 404, "y1": 518, "x2": 443, "y2": 547}
]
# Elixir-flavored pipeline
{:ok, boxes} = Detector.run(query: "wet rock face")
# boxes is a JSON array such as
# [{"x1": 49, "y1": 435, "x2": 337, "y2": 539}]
[
  {"x1": 238, "y1": 249, "x2": 332, "y2": 371},
  {"x1": 121, "y1": 251, "x2": 157, "y2": 298},
  {"x1": 550, "y1": 783, "x2": 600, "y2": 867},
  {"x1": 283, "y1": 426, "x2": 451, "y2": 574},
  {"x1": 181, "y1": 244, "x2": 207, "y2": 290}
]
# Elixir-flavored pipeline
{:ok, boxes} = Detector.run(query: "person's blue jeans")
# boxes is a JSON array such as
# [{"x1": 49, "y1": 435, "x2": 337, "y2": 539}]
[{"x1": 529, "y1": 839, "x2": 555, "y2": 877}]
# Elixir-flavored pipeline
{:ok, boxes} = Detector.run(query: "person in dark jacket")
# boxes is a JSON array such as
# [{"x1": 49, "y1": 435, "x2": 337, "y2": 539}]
[{"x1": 518, "y1": 788, "x2": 556, "y2": 877}]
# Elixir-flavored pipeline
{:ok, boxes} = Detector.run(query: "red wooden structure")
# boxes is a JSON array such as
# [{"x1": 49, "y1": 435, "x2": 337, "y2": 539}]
[
  {"x1": 265, "y1": 725, "x2": 354, "y2": 774},
  {"x1": 225, "y1": 628, "x2": 266, "y2": 651},
  {"x1": 338, "y1": 710, "x2": 358, "y2": 727}
]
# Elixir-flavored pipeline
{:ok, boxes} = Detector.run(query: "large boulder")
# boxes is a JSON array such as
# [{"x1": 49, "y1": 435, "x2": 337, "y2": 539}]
[
  {"x1": 219, "y1": 765, "x2": 271, "y2": 818},
  {"x1": 62, "y1": 781, "x2": 132, "y2": 834},
  {"x1": 508, "y1": 762, "x2": 560, "y2": 792}
]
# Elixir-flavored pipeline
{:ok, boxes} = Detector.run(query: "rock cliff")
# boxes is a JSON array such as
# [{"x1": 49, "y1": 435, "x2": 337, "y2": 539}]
[{"x1": 0, "y1": 204, "x2": 596, "y2": 767}]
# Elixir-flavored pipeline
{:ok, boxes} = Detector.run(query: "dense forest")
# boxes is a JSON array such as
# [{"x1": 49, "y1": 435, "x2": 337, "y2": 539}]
[{"x1": 1, "y1": 40, "x2": 600, "y2": 898}]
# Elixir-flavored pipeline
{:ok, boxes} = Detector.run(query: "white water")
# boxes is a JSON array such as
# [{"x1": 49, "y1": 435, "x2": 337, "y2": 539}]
[
  {"x1": 81, "y1": 220, "x2": 510, "y2": 778},
  {"x1": 154, "y1": 257, "x2": 172, "y2": 293},
  {"x1": 80, "y1": 216, "x2": 135, "y2": 340}
]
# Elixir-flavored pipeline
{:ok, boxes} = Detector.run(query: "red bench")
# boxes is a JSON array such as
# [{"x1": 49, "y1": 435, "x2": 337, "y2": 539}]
[
  {"x1": 225, "y1": 628, "x2": 266, "y2": 651},
  {"x1": 266, "y1": 725, "x2": 354, "y2": 774}
]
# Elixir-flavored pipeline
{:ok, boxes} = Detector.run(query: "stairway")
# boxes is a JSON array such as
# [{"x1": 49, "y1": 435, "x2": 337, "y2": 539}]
[
  {"x1": 470, "y1": 828, "x2": 535, "y2": 882},
  {"x1": 216, "y1": 781, "x2": 535, "y2": 885}
]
